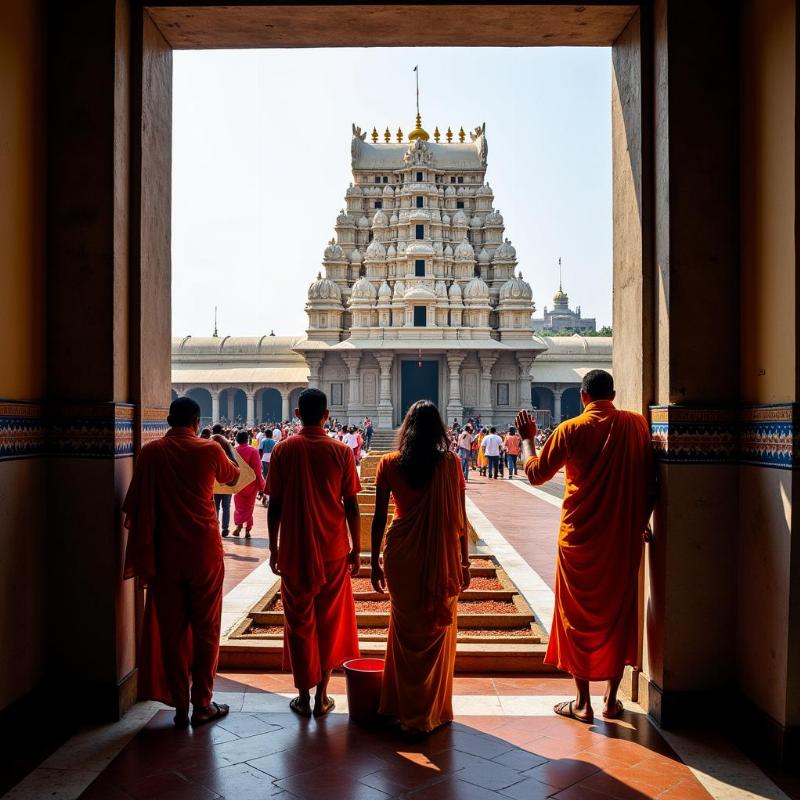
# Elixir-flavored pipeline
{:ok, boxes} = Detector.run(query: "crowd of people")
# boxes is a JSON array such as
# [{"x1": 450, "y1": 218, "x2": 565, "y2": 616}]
[
  {"x1": 446, "y1": 419, "x2": 554, "y2": 482},
  {"x1": 122, "y1": 370, "x2": 656, "y2": 736}
]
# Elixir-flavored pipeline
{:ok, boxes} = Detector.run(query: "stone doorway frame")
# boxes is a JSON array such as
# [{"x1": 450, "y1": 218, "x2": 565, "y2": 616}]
[
  {"x1": 131, "y1": 0, "x2": 651, "y2": 706},
  {"x1": 121, "y1": 2, "x2": 747, "y2": 735}
]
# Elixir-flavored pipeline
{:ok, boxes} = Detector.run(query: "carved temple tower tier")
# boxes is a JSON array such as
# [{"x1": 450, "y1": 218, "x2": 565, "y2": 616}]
[{"x1": 294, "y1": 118, "x2": 547, "y2": 428}]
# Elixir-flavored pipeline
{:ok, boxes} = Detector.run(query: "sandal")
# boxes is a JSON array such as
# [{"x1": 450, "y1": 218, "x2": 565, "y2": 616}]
[
  {"x1": 190, "y1": 701, "x2": 229, "y2": 726},
  {"x1": 313, "y1": 696, "x2": 335, "y2": 718},
  {"x1": 603, "y1": 699, "x2": 624, "y2": 719},
  {"x1": 290, "y1": 697, "x2": 312, "y2": 718},
  {"x1": 554, "y1": 700, "x2": 593, "y2": 723}
]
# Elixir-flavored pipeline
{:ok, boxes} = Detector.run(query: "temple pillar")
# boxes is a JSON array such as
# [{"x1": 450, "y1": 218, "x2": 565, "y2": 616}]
[
  {"x1": 375, "y1": 353, "x2": 394, "y2": 429},
  {"x1": 304, "y1": 353, "x2": 324, "y2": 390},
  {"x1": 245, "y1": 390, "x2": 255, "y2": 426},
  {"x1": 516, "y1": 355, "x2": 535, "y2": 411},
  {"x1": 446, "y1": 352, "x2": 466, "y2": 423},
  {"x1": 552, "y1": 387, "x2": 563, "y2": 424},
  {"x1": 342, "y1": 353, "x2": 362, "y2": 425},
  {"x1": 280, "y1": 388, "x2": 290, "y2": 422},
  {"x1": 478, "y1": 353, "x2": 497, "y2": 422},
  {"x1": 210, "y1": 388, "x2": 220, "y2": 424}
]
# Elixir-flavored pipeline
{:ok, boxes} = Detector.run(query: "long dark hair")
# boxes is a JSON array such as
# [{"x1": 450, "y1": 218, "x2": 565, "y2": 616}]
[{"x1": 396, "y1": 400, "x2": 450, "y2": 488}]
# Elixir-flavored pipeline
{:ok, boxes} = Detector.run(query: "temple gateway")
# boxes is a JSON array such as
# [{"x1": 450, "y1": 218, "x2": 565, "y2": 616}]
[{"x1": 295, "y1": 117, "x2": 549, "y2": 429}]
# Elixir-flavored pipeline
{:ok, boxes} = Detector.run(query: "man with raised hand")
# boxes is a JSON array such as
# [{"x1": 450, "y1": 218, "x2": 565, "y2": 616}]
[{"x1": 516, "y1": 370, "x2": 656, "y2": 722}]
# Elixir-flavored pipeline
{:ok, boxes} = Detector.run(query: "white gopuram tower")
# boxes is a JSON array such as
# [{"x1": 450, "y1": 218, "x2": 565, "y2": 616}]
[{"x1": 295, "y1": 116, "x2": 546, "y2": 429}]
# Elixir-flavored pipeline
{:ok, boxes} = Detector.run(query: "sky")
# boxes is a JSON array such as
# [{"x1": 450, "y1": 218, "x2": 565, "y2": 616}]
[{"x1": 171, "y1": 47, "x2": 612, "y2": 337}]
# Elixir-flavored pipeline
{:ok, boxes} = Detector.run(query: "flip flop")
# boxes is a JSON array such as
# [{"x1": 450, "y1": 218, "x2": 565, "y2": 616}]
[
  {"x1": 290, "y1": 697, "x2": 312, "y2": 718},
  {"x1": 554, "y1": 700, "x2": 593, "y2": 723},
  {"x1": 313, "y1": 696, "x2": 336, "y2": 718},
  {"x1": 191, "y1": 701, "x2": 229, "y2": 726},
  {"x1": 603, "y1": 699, "x2": 624, "y2": 720}
]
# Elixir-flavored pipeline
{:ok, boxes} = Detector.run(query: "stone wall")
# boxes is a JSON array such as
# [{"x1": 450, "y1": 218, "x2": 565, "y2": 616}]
[{"x1": 0, "y1": 0, "x2": 47, "y2": 711}]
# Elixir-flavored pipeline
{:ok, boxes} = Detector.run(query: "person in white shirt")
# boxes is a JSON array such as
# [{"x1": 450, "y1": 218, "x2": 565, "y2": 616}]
[
  {"x1": 456, "y1": 425, "x2": 473, "y2": 482},
  {"x1": 272, "y1": 426, "x2": 282, "y2": 444},
  {"x1": 481, "y1": 427, "x2": 503, "y2": 479}
]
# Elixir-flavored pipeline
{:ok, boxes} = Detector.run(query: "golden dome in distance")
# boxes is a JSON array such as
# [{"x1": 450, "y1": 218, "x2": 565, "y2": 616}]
[
  {"x1": 553, "y1": 283, "x2": 569, "y2": 304},
  {"x1": 407, "y1": 112, "x2": 430, "y2": 142}
]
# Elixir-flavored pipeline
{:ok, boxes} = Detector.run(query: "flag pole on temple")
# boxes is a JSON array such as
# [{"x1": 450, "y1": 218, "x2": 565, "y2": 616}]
[
  {"x1": 213, "y1": 305, "x2": 218, "y2": 337},
  {"x1": 414, "y1": 65, "x2": 419, "y2": 115}
]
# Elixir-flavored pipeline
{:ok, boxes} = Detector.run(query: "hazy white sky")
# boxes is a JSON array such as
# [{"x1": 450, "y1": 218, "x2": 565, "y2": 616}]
[{"x1": 171, "y1": 47, "x2": 612, "y2": 337}]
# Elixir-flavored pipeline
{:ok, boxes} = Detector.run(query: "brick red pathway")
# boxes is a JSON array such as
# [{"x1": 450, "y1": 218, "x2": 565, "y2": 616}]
[
  {"x1": 466, "y1": 473, "x2": 562, "y2": 591},
  {"x1": 221, "y1": 502, "x2": 269, "y2": 595},
  {"x1": 78, "y1": 673, "x2": 712, "y2": 800}
]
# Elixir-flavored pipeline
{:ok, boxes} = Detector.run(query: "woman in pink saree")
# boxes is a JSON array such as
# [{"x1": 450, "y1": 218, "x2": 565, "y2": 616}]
[{"x1": 233, "y1": 429, "x2": 265, "y2": 537}]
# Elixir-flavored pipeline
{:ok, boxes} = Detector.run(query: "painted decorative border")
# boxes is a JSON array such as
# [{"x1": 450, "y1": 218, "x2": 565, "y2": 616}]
[
  {"x1": 0, "y1": 401, "x2": 47, "y2": 461},
  {"x1": 651, "y1": 403, "x2": 799, "y2": 469},
  {"x1": 650, "y1": 406, "x2": 738, "y2": 464},
  {"x1": 49, "y1": 403, "x2": 135, "y2": 459},
  {"x1": 141, "y1": 406, "x2": 169, "y2": 445},
  {"x1": 740, "y1": 403, "x2": 800, "y2": 469},
  {"x1": 0, "y1": 401, "x2": 171, "y2": 462}
]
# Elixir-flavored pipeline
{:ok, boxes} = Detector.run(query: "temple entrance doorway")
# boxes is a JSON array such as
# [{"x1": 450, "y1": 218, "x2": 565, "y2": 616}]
[
  {"x1": 259, "y1": 388, "x2": 281, "y2": 423},
  {"x1": 561, "y1": 387, "x2": 581, "y2": 421},
  {"x1": 400, "y1": 360, "x2": 439, "y2": 421}
]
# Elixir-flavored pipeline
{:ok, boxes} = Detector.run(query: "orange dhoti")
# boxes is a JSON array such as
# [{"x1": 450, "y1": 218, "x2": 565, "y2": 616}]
[
  {"x1": 140, "y1": 561, "x2": 225, "y2": 708},
  {"x1": 281, "y1": 556, "x2": 359, "y2": 690}
]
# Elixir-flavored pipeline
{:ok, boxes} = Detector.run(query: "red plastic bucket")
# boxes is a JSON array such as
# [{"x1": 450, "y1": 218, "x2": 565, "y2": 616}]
[{"x1": 343, "y1": 658, "x2": 385, "y2": 724}]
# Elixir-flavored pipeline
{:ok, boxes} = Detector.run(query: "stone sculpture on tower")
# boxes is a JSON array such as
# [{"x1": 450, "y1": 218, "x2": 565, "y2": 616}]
[{"x1": 295, "y1": 114, "x2": 546, "y2": 428}]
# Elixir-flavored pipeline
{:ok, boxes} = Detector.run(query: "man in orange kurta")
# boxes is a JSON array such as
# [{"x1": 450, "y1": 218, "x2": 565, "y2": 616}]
[
  {"x1": 123, "y1": 396, "x2": 240, "y2": 728},
  {"x1": 266, "y1": 388, "x2": 361, "y2": 717},
  {"x1": 516, "y1": 369, "x2": 656, "y2": 722}
]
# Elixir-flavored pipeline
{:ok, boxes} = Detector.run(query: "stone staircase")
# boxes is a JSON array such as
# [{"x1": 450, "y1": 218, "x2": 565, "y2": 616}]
[
  {"x1": 367, "y1": 428, "x2": 399, "y2": 452},
  {"x1": 220, "y1": 450, "x2": 551, "y2": 673}
]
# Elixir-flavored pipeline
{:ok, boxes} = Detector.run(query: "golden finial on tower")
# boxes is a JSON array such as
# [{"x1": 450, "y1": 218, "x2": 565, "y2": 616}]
[
  {"x1": 396, "y1": 127, "x2": 403, "y2": 142},
  {"x1": 371, "y1": 126, "x2": 378, "y2": 143},
  {"x1": 407, "y1": 112, "x2": 430, "y2": 142},
  {"x1": 384, "y1": 127, "x2": 391, "y2": 143},
  {"x1": 433, "y1": 126, "x2": 441, "y2": 143},
  {"x1": 458, "y1": 126, "x2": 465, "y2": 142},
  {"x1": 446, "y1": 126, "x2": 453, "y2": 143}
]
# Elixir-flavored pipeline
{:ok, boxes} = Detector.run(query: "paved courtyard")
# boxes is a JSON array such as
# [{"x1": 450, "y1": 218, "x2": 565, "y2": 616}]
[{"x1": 5, "y1": 470, "x2": 798, "y2": 800}]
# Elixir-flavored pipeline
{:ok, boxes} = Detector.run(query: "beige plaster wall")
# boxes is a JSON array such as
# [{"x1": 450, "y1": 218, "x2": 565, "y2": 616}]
[
  {"x1": 738, "y1": 467, "x2": 793, "y2": 725},
  {"x1": 0, "y1": 1, "x2": 46, "y2": 711},
  {"x1": 738, "y1": 0, "x2": 797, "y2": 730},
  {"x1": 612, "y1": 10, "x2": 654, "y2": 415},
  {"x1": 0, "y1": 0, "x2": 45, "y2": 401},
  {"x1": 740, "y1": 0, "x2": 796, "y2": 405}
]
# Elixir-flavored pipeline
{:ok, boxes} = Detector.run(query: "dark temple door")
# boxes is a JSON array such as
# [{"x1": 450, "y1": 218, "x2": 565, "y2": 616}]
[{"x1": 400, "y1": 360, "x2": 439, "y2": 421}]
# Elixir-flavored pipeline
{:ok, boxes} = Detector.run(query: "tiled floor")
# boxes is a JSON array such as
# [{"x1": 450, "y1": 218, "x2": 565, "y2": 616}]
[
  {"x1": 221, "y1": 503, "x2": 269, "y2": 595},
  {"x1": 73, "y1": 674, "x2": 712, "y2": 800},
  {"x1": 5, "y1": 472, "x2": 797, "y2": 800}
]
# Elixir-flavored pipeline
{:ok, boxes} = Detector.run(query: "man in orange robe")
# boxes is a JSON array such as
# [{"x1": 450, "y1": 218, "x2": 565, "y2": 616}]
[
  {"x1": 123, "y1": 396, "x2": 240, "y2": 728},
  {"x1": 266, "y1": 388, "x2": 361, "y2": 717},
  {"x1": 516, "y1": 369, "x2": 656, "y2": 722}
]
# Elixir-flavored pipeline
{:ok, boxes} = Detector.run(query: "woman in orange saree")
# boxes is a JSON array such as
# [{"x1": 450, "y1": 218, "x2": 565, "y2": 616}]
[{"x1": 370, "y1": 400, "x2": 470, "y2": 736}]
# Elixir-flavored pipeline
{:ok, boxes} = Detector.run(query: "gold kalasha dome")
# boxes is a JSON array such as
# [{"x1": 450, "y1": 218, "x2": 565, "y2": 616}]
[{"x1": 407, "y1": 112, "x2": 430, "y2": 142}]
